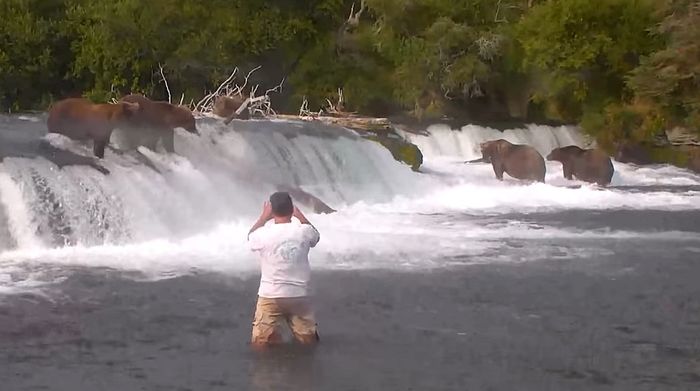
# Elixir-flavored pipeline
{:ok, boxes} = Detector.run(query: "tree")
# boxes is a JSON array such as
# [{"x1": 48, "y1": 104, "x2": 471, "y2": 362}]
[
  {"x1": 516, "y1": 0, "x2": 660, "y2": 121},
  {"x1": 628, "y1": 0, "x2": 700, "y2": 133},
  {"x1": 0, "y1": 0, "x2": 73, "y2": 110},
  {"x1": 66, "y1": 0, "x2": 348, "y2": 102}
]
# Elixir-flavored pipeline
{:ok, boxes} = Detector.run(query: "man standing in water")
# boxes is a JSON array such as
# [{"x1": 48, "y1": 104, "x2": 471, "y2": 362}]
[{"x1": 247, "y1": 192, "x2": 321, "y2": 349}]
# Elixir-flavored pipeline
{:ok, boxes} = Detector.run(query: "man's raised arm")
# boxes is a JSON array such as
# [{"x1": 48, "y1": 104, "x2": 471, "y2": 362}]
[
  {"x1": 293, "y1": 206, "x2": 320, "y2": 245},
  {"x1": 248, "y1": 202, "x2": 273, "y2": 239}
]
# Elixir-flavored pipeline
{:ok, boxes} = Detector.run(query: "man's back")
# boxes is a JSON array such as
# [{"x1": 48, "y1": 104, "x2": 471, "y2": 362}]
[
  {"x1": 247, "y1": 193, "x2": 322, "y2": 348},
  {"x1": 249, "y1": 222, "x2": 320, "y2": 298}
]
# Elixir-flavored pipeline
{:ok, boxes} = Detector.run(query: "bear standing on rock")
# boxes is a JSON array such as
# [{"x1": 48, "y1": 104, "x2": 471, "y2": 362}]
[{"x1": 47, "y1": 98, "x2": 142, "y2": 158}]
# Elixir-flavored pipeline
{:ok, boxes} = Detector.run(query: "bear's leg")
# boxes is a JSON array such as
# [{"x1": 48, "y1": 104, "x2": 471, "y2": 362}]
[
  {"x1": 93, "y1": 129, "x2": 112, "y2": 159},
  {"x1": 563, "y1": 163, "x2": 574, "y2": 180},
  {"x1": 491, "y1": 159, "x2": 505, "y2": 180},
  {"x1": 93, "y1": 139, "x2": 107, "y2": 159},
  {"x1": 160, "y1": 129, "x2": 175, "y2": 153}
]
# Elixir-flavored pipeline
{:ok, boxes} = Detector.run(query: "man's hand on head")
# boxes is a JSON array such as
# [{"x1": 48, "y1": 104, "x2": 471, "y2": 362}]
[
  {"x1": 249, "y1": 201, "x2": 274, "y2": 239},
  {"x1": 293, "y1": 205, "x2": 314, "y2": 226},
  {"x1": 292, "y1": 206, "x2": 304, "y2": 220},
  {"x1": 261, "y1": 201, "x2": 273, "y2": 221}
]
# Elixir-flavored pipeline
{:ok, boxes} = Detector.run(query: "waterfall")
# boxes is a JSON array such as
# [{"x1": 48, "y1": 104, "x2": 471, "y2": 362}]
[
  {"x1": 0, "y1": 116, "x2": 421, "y2": 251},
  {"x1": 1, "y1": 115, "x2": 698, "y2": 291},
  {"x1": 400, "y1": 123, "x2": 590, "y2": 160}
]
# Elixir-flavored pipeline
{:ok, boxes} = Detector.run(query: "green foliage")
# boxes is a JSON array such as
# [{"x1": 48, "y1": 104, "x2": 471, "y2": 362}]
[
  {"x1": 0, "y1": 0, "x2": 697, "y2": 157},
  {"x1": 581, "y1": 101, "x2": 665, "y2": 150},
  {"x1": 363, "y1": 0, "x2": 524, "y2": 116},
  {"x1": 0, "y1": 0, "x2": 72, "y2": 110},
  {"x1": 627, "y1": 0, "x2": 700, "y2": 134},
  {"x1": 516, "y1": 0, "x2": 660, "y2": 121},
  {"x1": 65, "y1": 0, "x2": 347, "y2": 102}
]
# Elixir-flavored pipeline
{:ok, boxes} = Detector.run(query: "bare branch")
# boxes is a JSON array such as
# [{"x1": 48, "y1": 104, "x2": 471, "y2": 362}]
[
  {"x1": 194, "y1": 67, "x2": 239, "y2": 112},
  {"x1": 233, "y1": 66, "x2": 262, "y2": 97},
  {"x1": 194, "y1": 64, "x2": 284, "y2": 119},
  {"x1": 322, "y1": 88, "x2": 349, "y2": 115},
  {"x1": 347, "y1": 0, "x2": 366, "y2": 27},
  {"x1": 299, "y1": 97, "x2": 309, "y2": 117},
  {"x1": 158, "y1": 63, "x2": 172, "y2": 104},
  {"x1": 265, "y1": 77, "x2": 285, "y2": 96}
]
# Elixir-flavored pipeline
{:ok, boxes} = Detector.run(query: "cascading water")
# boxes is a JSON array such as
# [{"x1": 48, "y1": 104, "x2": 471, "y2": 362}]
[
  {"x1": 0, "y1": 115, "x2": 699, "y2": 294},
  {"x1": 400, "y1": 123, "x2": 591, "y2": 160},
  {"x1": 0, "y1": 117, "x2": 420, "y2": 251}
]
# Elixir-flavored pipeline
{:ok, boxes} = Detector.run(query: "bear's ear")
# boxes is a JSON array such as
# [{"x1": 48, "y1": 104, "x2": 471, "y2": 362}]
[
  {"x1": 496, "y1": 140, "x2": 507, "y2": 153},
  {"x1": 123, "y1": 101, "x2": 140, "y2": 113}
]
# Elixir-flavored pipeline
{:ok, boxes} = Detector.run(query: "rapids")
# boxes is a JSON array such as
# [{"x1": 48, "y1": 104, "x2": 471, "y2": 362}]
[{"x1": 0, "y1": 115, "x2": 699, "y2": 294}]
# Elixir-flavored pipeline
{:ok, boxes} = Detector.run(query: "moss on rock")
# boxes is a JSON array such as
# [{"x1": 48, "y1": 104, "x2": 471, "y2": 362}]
[{"x1": 361, "y1": 131, "x2": 423, "y2": 171}]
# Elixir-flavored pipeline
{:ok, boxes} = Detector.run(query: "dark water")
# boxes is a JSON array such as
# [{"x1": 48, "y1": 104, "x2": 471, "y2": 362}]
[{"x1": 1, "y1": 232, "x2": 700, "y2": 390}]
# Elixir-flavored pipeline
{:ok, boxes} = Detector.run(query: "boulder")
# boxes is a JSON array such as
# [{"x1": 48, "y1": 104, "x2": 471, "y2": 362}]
[
  {"x1": 666, "y1": 127, "x2": 700, "y2": 146},
  {"x1": 365, "y1": 132, "x2": 423, "y2": 172},
  {"x1": 276, "y1": 185, "x2": 336, "y2": 214}
]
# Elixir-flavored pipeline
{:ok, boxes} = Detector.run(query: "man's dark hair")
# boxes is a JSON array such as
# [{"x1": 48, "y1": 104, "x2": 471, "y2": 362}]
[{"x1": 270, "y1": 192, "x2": 294, "y2": 217}]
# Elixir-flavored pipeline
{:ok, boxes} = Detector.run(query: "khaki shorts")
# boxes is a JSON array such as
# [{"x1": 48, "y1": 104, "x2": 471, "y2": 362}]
[{"x1": 251, "y1": 296, "x2": 319, "y2": 345}]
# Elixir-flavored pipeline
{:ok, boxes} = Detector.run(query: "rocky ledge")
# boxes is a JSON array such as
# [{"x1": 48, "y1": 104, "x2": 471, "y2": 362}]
[
  {"x1": 272, "y1": 114, "x2": 423, "y2": 172},
  {"x1": 614, "y1": 128, "x2": 700, "y2": 174}
]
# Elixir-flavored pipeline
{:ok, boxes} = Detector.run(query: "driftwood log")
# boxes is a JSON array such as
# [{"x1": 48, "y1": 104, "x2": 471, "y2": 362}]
[{"x1": 274, "y1": 114, "x2": 391, "y2": 132}]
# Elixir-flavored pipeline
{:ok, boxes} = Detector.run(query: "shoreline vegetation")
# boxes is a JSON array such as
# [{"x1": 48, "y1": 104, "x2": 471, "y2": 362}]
[{"x1": 2, "y1": 0, "x2": 699, "y2": 171}]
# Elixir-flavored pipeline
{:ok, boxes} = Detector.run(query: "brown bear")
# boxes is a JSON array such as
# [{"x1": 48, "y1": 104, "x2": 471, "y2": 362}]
[
  {"x1": 480, "y1": 139, "x2": 546, "y2": 182},
  {"x1": 119, "y1": 94, "x2": 198, "y2": 153},
  {"x1": 47, "y1": 98, "x2": 142, "y2": 158},
  {"x1": 214, "y1": 95, "x2": 249, "y2": 121},
  {"x1": 547, "y1": 146, "x2": 614, "y2": 186}
]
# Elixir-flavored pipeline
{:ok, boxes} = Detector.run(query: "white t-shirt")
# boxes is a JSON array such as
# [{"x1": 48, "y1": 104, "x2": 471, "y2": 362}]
[{"x1": 248, "y1": 221, "x2": 320, "y2": 298}]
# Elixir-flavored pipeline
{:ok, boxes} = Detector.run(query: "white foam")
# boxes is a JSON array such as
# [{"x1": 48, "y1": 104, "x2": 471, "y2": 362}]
[
  {"x1": 1, "y1": 203, "x2": 697, "y2": 293},
  {"x1": 402, "y1": 123, "x2": 589, "y2": 160},
  {"x1": 0, "y1": 169, "x2": 44, "y2": 249},
  {"x1": 0, "y1": 120, "x2": 699, "y2": 295},
  {"x1": 613, "y1": 162, "x2": 700, "y2": 186},
  {"x1": 408, "y1": 158, "x2": 700, "y2": 213}
]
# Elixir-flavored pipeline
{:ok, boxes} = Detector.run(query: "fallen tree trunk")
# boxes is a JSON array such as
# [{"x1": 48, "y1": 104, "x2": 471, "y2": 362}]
[{"x1": 274, "y1": 114, "x2": 392, "y2": 132}]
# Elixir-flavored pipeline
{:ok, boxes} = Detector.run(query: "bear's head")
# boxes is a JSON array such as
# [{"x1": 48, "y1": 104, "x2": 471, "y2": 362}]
[
  {"x1": 547, "y1": 145, "x2": 584, "y2": 162},
  {"x1": 480, "y1": 139, "x2": 510, "y2": 159}
]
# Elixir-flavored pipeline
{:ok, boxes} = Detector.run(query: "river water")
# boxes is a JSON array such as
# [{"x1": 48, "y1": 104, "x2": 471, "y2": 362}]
[{"x1": 0, "y1": 115, "x2": 699, "y2": 390}]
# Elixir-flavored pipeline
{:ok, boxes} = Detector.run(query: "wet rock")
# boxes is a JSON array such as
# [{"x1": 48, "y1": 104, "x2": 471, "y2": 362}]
[
  {"x1": 364, "y1": 132, "x2": 423, "y2": 172},
  {"x1": 666, "y1": 127, "x2": 700, "y2": 147},
  {"x1": 276, "y1": 185, "x2": 336, "y2": 214}
]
